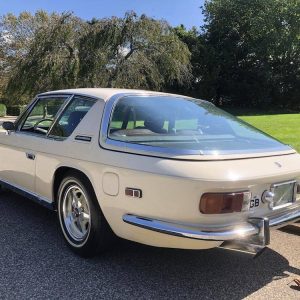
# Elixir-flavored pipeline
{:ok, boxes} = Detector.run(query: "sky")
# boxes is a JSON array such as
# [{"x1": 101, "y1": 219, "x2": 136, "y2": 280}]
[{"x1": 0, "y1": 0, "x2": 205, "y2": 29}]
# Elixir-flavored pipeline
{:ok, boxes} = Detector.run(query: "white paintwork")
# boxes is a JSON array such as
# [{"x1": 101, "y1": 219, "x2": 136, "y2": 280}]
[
  {"x1": 0, "y1": 88, "x2": 300, "y2": 250},
  {"x1": 0, "y1": 133, "x2": 35, "y2": 191},
  {"x1": 40, "y1": 88, "x2": 179, "y2": 102},
  {"x1": 102, "y1": 172, "x2": 119, "y2": 196}
]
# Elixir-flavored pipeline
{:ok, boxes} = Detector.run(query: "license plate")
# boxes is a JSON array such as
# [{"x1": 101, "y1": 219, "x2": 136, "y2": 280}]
[{"x1": 271, "y1": 181, "x2": 296, "y2": 208}]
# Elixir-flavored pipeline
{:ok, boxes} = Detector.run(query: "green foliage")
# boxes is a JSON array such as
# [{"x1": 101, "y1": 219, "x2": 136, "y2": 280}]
[
  {"x1": 7, "y1": 105, "x2": 26, "y2": 116},
  {"x1": 3, "y1": 12, "x2": 192, "y2": 102},
  {"x1": 173, "y1": 25, "x2": 216, "y2": 99},
  {"x1": 1, "y1": 6, "x2": 299, "y2": 109},
  {"x1": 78, "y1": 13, "x2": 192, "y2": 90},
  {"x1": 0, "y1": 11, "x2": 57, "y2": 102},
  {"x1": 201, "y1": 0, "x2": 300, "y2": 107},
  {"x1": 3, "y1": 12, "x2": 83, "y2": 102},
  {"x1": 173, "y1": 0, "x2": 300, "y2": 108},
  {"x1": 0, "y1": 104, "x2": 6, "y2": 117}
]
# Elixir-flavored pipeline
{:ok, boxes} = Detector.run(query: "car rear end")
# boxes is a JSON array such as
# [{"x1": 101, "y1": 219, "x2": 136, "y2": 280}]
[
  {"x1": 99, "y1": 92, "x2": 300, "y2": 254},
  {"x1": 117, "y1": 152, "x2": 300, "y2": 255}
]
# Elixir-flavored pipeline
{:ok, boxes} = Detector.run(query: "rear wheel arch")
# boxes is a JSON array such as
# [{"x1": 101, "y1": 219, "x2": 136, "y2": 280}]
[{"x1": 53, "y1": 167, "x2": 96, "y2": 210}]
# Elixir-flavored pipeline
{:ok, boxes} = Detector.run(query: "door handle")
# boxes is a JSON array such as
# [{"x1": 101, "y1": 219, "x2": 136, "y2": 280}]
[{"x1": 26, "y1": 152, "x2": 35, "y2": 160}]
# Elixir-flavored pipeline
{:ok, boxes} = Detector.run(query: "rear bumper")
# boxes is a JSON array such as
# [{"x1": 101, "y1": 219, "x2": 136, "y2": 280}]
[
  {"x1": 268, "y1": 205, "x2": 300, "y2": 228},
  {"x1": 123, "y1": 204, "x2": 300, "y2": 250}
]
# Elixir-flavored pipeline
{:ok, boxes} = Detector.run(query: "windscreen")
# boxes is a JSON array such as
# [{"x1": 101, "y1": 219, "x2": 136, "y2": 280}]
[{"x1": 108, "y1": 96, "x2": 291, "y2": 155}]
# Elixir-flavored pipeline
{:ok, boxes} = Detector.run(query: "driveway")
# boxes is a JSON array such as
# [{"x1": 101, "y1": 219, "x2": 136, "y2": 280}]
[
  {"x1": 0, "y1": 116, "x2": 16, "y2": 124},
  {"x1": 0, "y1": 191, "x2": 299, "y2": 299}
]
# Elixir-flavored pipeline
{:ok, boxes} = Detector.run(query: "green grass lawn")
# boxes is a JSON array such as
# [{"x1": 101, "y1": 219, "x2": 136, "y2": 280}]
[
  {"x1": 111, "y1": 113, "x2": 299, "y2": 152},
  {"x1": 239, "y1": 114, "x2": 300, "y2": 153}
]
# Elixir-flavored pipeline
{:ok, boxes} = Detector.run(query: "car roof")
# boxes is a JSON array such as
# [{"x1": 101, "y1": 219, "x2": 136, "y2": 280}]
[{"x1": 38, "y1": 88, "x2": 180, "y2": 102}]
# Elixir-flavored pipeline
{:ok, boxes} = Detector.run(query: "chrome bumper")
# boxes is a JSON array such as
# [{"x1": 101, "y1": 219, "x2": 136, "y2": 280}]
[{"x1": 123, "y1": 204, "x2": 300, "y2": 254}]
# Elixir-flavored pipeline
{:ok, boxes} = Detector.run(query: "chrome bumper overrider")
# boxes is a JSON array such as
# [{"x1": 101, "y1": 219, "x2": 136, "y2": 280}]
[{"x1": 123, "y1": 204, "x2": 300, "y2": 255}]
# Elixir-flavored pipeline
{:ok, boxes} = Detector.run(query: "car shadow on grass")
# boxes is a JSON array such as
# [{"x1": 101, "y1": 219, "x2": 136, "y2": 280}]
[{"x1": 0, "y1": 191, "x2": 299, "y2": 299}]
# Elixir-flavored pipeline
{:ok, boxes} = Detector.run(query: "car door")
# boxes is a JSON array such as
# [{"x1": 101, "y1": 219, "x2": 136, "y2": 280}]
[{"x1": 0, "y1": 95, "x2": 69, "y2": 194}]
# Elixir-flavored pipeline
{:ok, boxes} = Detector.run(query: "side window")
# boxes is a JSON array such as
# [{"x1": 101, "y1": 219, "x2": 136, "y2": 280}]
[
  {"x1": 21, "y1": 97, "x2": 67, "y2": 135},
  {"x1": 49, "y1": 96, "x2": 96, "y2": 138}
]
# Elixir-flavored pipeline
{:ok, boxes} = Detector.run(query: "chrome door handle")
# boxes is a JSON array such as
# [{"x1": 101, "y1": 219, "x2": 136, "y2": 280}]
[{"x1": 26, "y1": 152, "x2": 35, "y2": 160}]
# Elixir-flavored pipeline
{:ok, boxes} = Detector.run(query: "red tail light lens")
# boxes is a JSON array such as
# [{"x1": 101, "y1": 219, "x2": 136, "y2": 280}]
[{"x1": 200, "y1": 192, "x2": 251, "y2": 214}]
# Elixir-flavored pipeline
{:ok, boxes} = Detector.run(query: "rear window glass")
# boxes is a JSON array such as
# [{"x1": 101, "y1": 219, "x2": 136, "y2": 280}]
[{"x1": 107, "y1": 96, "x2": 290, "y2": 155}]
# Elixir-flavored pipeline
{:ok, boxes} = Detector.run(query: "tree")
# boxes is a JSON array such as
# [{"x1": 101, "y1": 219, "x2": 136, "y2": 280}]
[
  {"x1": 2, "y1": 12, "x2": 192, "y2": 102},
  {"x1": 2, "y1": 12, "x2": 84, "y2": 103},
  {"x1": 78, "y1": 12, "x2": 192, "y2": 90},
  {"x1": 0, "y1": 11, "x2": 53, "y2": 100},
  {"x1": 201, "y1": 0, "x2": 300, "y2": 107},
  {"x1": 173, "y1": 25, "x2": 218, "y2": 100}
]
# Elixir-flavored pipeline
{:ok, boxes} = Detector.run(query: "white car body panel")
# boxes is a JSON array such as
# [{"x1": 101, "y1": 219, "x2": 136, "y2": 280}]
[{"x1": 0, "y1": 134, "x2": 36, "y2": 191}]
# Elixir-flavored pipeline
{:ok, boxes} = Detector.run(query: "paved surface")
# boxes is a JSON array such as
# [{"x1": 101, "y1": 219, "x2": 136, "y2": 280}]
[
  {"x1": 0, "y1": 191, "x2": 299, "y2": 300},
  {"x1": 0, "y1": 116, "x2": 16, "y2": 124}
]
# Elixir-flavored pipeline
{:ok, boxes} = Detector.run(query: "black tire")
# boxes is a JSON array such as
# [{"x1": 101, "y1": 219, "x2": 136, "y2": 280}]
[{"x1": 57, "y1": 171, "x2": 115, "y2": 257}]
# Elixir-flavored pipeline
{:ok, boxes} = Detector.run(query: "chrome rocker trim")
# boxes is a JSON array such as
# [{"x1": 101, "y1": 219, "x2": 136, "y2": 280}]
[{"x1": 123, "y1": 205, "x2": 300, "y2": 255}]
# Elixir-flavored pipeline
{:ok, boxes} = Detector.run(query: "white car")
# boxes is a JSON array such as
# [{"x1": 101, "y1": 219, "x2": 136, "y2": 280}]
[{"x1": 0, "y1": 88, "x2": 299, "y2": 257}]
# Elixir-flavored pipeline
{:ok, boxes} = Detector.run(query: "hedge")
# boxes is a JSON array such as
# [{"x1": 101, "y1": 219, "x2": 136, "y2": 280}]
[
  {"x1": 7, "y1": 105, "x2": 27, "y2": 116},
  {"x1": 0, "y1": 104, "x2": 7, "y2": 117}
]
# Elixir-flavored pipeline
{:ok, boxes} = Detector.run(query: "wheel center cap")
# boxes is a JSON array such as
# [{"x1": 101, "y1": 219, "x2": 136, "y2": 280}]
[{"x1": 73, "y1": 207, "x2": 80, "y2": 218}]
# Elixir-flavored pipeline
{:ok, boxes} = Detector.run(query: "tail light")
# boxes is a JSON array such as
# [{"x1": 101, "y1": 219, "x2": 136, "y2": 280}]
[{"x1": 200, "y1": 191, "x2": 251, "y2": 214}]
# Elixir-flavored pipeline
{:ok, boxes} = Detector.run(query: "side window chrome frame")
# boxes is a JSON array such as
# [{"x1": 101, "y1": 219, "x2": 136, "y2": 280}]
[
  {"x1": 45, "y1": 94, "x2": 74, "y2": 139},
  {"x1": 15, "y1": 94, "x2": 74, "y2": 138},
  {"x1": 14, "y1": 96, "x2": 39, "y2": 130},
  {"x1": 47, "y1": 95, "x2": 98, "y2": 140}
]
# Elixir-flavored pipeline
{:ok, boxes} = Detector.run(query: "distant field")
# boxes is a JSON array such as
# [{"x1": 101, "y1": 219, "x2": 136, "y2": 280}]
[{"x1": 239, "y1": 114, "x2": 300, "y2": 153}]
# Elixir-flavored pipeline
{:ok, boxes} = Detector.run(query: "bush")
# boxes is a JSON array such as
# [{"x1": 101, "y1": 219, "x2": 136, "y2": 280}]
[
  {"x1": 7, "y1": 105, "x2": 26, "y2": 116},
  {"x1": 0, "y1": 104, "x2": 7, "y2": 117}
]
